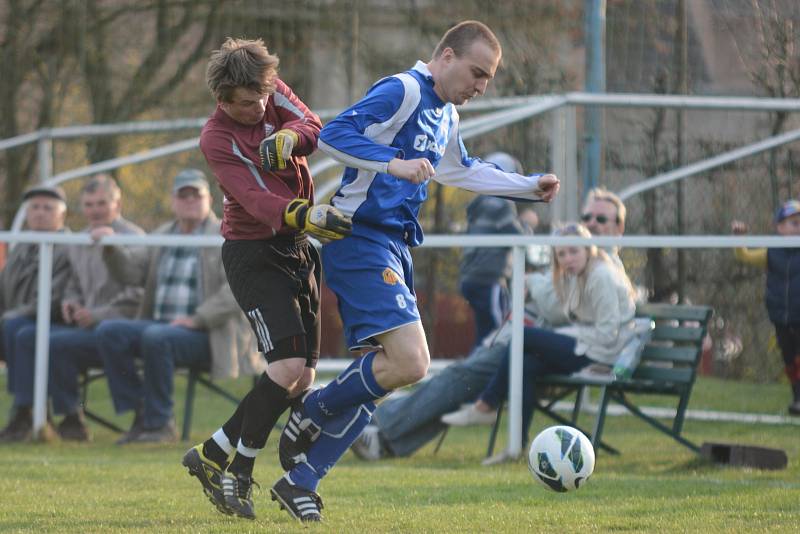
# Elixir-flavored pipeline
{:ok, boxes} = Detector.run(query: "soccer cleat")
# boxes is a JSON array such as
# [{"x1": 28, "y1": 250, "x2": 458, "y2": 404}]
[
  {"x1": 270, "y1": 475, "x2": 323, "y2": 522},
  {"x1": 221, "y1": 470, "x2": 259, "y2": 520},
  {"x1": 182, "y1": 445, "x2": 229, "y2": 515},
  {"x1": 279, "y1": 392, "x2": 322, "y2": 471},
  {"x1": 350, "y1": 424, "x2": 384, "y2": 461}
]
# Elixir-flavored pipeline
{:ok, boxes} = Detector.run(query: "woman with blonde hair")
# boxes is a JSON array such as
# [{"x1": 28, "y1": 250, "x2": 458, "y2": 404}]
[{"x1": 442, "y1": 223, "x2": 636, "y2": 463}]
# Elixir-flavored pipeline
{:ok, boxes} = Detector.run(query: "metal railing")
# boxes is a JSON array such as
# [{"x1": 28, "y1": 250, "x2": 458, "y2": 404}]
[{"x1": 4, "y1": 230, "x2": 800, "y2": 455}]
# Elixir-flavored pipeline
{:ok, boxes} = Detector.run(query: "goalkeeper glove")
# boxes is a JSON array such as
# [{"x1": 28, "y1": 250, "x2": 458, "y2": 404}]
[
  {"x1": 284, "y1": 198, "x2": 352, "y2": 241},
  {"x1": 259, "y1": 129, "x2": 299, "y2": 171}
]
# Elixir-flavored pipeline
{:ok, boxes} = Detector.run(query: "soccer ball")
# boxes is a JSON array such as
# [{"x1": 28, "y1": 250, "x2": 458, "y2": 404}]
[{"x1": 528, "y1": 425, "x2": 595, "y2": 492}]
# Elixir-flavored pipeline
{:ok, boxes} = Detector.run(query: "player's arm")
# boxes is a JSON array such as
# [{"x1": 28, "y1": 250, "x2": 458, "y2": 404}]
[
  {"x1": 318, "y1": 77, "x2": 409, "y2": 174},
  {"x1": 201, "y1": 130, "x2": 291, "y2": 232},
  {"x1": 202, "y1": 129, "x2": 350, "y2": 240},
  {"x1": 259, "y1": 79, "x2": 323, "y2": 171},
  {"x1": 433, "y1": 122, "x2": 559, "y2": 202}
]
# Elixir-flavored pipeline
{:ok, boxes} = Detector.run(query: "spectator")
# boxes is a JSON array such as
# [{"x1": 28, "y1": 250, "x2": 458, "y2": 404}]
[
  {"x1": 38, "y1": 175, "x2": 144, "y2": 441},
  {"x1": 459, "y1": 152, "x2": 534, "y2": 347},
  {"x1": 351, "y1": 188, "x2": 627, "y2": 461},
  {"x1": 731, "y1": 199, "x2": 800, "y2": 415},
  {"x1": 94, "y1": 169, "x2": 261, "y2": 444},
  {"x1": 0, "y1": 185, "x2": 72, "y2": 442},
  {"x1": 441, "y1": 223, "x2": 637, "y2": 465},
  {"x1": 580, "y1": 186, "x2": 626, "y2": 270}
]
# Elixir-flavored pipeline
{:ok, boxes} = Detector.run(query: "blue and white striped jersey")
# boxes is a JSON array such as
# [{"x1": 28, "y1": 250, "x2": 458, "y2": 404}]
[{"x1": 319, "y1": 61, "x2": 545, "y2": 247}]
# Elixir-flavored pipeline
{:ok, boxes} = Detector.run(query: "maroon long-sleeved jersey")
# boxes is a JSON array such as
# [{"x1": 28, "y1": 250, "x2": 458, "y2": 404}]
[{"x1": 200, "y1": 78, "x2": 322, "y2": 240}]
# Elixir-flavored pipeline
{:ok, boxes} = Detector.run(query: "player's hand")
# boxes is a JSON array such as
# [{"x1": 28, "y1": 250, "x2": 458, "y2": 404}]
[
  {"x1": 533, "y1": 174, "x2": 560, "y2": 202},
  {"x1": 259, "y1": 129, "x2": 299, "y2": 171},
  {"x1": 284, "y1": 198, "x2": 352, "y2": 241},
  {"x1": 731, "y1": 220, "x2": 749, "y2": 235},
  {"x1": 387, "y1": 157, "x2": 435, "y2": 184}
]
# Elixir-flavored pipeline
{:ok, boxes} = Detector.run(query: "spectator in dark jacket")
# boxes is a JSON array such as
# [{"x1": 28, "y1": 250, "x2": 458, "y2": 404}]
[
  {"x1": 0, "y1": 185, "x2": 72, "y2": 441},
  {"x1": 732, "y1": 199, "x2": 800, "y2": 415},
  {"x1": 459, "y1": 152, "x2": 536, "y2": 347}
]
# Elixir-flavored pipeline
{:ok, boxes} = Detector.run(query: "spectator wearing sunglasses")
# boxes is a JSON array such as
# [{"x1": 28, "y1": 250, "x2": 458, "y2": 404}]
[{"x1": 581, "y1": 187, "x2": 626, "y2": 271}]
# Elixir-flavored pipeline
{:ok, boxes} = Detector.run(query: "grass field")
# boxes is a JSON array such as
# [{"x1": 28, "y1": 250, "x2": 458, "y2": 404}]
[{"x1": 1, "y1": 372, "x2": 799, "y2": 533}]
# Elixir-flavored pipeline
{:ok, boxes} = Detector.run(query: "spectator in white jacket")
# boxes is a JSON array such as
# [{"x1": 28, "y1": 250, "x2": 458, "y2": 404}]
[{"x1": 441, "y1": 222, "x2": 636, "y2": 463}]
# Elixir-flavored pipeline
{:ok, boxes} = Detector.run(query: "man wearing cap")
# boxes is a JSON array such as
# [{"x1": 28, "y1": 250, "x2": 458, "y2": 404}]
[
  {"x1": 91, "y1": 169, "x2": 261, "y2": 443},
  {"x1": 732, "y1": 199, "x2": 800, "y2": 415},
  {"x1": 19, "y1": 174, "x2": 146, "y2": 442},
  {"x1": 0, "y1": 185, "x2": 72, "y2": 441}
]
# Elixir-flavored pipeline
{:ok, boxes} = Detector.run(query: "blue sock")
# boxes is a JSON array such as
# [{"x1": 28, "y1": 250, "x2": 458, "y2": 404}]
[
  {"x1": 304, "y1": 352, "x2": 388, "y2": 426},
  {"x1": 289, "y1": 402, "x2": 376, "y2": 492}
]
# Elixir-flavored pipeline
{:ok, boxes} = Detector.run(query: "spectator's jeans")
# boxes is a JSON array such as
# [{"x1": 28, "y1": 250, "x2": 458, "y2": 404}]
[
  {"x1": 372, "y1": 341, "x2": 508, "y2": 457},
  {"x1": 96, "y1": 319, "x2": 210, "y2": 429},
  {"x1": 3, "y1": 316, "x2": 36, "y2": 399},
  {"x1": 460, "y1": 280, "x2": 508, "y2": 348},
  {"x1": 11, "y1": 323, "x2": 103, "y2": 414},
  {"x1": 480, "y1": 327, "x2": 591, "y2": 442}
]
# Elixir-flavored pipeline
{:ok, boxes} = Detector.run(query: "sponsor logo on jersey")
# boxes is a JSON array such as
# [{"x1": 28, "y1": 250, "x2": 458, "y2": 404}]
[
  {"x1": 263, "y1": 123, "x2": 275, "y2": 137},
  {"x1": 413, "y1": 134, "x2": 446, "y2": 156},
  {"x1": 382, "y1": 267, "x2": 400, "y2": 285}
]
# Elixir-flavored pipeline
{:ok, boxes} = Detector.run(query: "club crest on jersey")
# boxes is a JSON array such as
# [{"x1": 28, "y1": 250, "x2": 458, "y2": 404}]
[
  {"x1": 382, "y1": 267, "x2": 400, "y2": 285},
  {"x1": 413, "y1": 134, "x2": 446, "y2": 156},
  {"x1": 263, "y1": 123, "x2": 275, "y2": 137}
]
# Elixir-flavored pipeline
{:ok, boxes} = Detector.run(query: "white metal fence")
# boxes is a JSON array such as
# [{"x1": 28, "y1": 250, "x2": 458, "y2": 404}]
[
  {"x1": 4, "y1": 91, "x2": 800, "y2": 452},
  {"x1": 3, "y1": 231, "x2": 799, "y2": 456}
]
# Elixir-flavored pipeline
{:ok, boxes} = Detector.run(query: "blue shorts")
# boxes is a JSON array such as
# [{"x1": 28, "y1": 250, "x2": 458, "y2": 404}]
[{"x1": 322, "y1": 232, "x2": 419, "y2": 351}]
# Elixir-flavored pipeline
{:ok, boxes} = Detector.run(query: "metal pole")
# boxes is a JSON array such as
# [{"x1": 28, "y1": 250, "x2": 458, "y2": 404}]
[
  {"x1": 583, "y1": 0, "x2": 606, "y2": 192},
  {"x1": 32, "y1": 243, "x2": 54, "y2": 436},
  {"x1": 507, "y1": 246, "x2": 526, "y2": 458}
]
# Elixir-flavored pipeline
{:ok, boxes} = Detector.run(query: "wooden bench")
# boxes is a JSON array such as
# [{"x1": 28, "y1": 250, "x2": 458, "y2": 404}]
[{"x1": 479, "y1": 303, "x2": 713, "y2": 457}]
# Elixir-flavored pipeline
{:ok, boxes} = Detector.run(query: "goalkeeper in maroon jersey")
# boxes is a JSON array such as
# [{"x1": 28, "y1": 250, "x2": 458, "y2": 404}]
[{"x1": 182, "y1": 37, "x2": 349, "y2": 522}]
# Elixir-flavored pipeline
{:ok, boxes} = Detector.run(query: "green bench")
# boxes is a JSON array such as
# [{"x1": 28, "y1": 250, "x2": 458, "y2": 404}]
[{"x1": 483, "y1": 302, "x2": 713, "y2": 457}]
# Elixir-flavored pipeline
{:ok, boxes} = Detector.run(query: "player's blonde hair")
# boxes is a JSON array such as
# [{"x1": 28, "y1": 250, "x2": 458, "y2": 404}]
[{"x1": 206, "y1": 37, "x2": 279, "y2": 102}]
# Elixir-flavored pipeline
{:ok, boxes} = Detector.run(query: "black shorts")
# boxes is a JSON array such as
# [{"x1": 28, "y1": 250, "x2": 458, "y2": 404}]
[{"x1": 222, "y1": 234, "x2": 320, "y2": 368}]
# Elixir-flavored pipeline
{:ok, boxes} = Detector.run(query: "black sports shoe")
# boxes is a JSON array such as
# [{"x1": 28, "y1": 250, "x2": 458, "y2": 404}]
[
  {"x1": 221, "y1": 470, "x2": 259, "y2": 520},
  {"x1": 182, "y1": 445, "x2": 229, "y2": 515},
  {"x1": 279, "y1": 392, "x2": 322, "y2": 471},
  {"x1": 270, "y1": 475, "x2": 323, "y2": 522}
]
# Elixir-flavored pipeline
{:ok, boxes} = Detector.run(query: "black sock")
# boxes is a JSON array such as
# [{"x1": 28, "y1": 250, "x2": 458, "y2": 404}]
[
  {"x1": 238, "y1": 373, "x2": 292, "y2": 450},
  {"x1": 228, "y1": 452, "x2": 256, "y2": 477},
  {"x1": 202, "y1": 438, "x2": 230, "y2": 469}
]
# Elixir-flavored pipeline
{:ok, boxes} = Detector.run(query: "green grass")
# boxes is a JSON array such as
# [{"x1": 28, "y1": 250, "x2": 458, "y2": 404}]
[{"x1": 1, "y1": 373, "x2": 798, "y2": 533}]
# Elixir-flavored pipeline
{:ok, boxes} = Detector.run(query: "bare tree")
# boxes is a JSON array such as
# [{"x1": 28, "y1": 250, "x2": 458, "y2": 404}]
[
  {"x1": 0, "y1": 0, "x2": 222, "y2": 226},
  {"x1": 721, "y1": 0, "x2": 800, "y2": 206}
]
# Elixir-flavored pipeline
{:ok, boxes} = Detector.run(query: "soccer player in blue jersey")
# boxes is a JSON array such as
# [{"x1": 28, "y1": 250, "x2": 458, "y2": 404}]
[{"x1": 269, "y1": 20, "x2": 560, "y2": 520}]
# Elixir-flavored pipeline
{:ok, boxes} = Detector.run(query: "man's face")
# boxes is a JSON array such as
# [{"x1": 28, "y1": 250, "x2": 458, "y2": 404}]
[
  {"x1": 26, "y1": 196, "x2": 65, "y2": 231},
  {"x1": 81, "y1": 190, "x2": 119, "y2": 228},
  {"x1": 581, "y1": 199, "x2": 623, "y2": 237},
  {"x1": 220, "y1": 87, "x2": 267, "y2": 126},
  {"x1": 435, "y1": 41, "x2": 500, "y2": 105},
  {"x1": 171, "y1": 186, "x2": 211, "y2": 225},
  {"x1": 777, "y1": 213, "x2": 800, "y2": 236}
]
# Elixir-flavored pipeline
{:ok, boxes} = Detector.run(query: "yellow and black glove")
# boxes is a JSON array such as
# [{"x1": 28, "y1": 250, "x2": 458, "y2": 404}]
[
  {"x1": 259, "y1": 129, "x2": 299, "y2": 171},
  {"x1": 284, "y1": 198, "x2": 352, "y2": 241}
]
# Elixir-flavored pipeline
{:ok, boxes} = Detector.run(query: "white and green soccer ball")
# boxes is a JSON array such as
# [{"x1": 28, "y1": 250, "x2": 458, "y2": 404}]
[{"x1": 528, "y1": 425, "x2": 595, "y2": 492}]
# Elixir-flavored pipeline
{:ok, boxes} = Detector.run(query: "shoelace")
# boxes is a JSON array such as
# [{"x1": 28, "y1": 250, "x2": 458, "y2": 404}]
[{"x1": 238, "y1": 477, "x2": 260, "y2": 499}]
